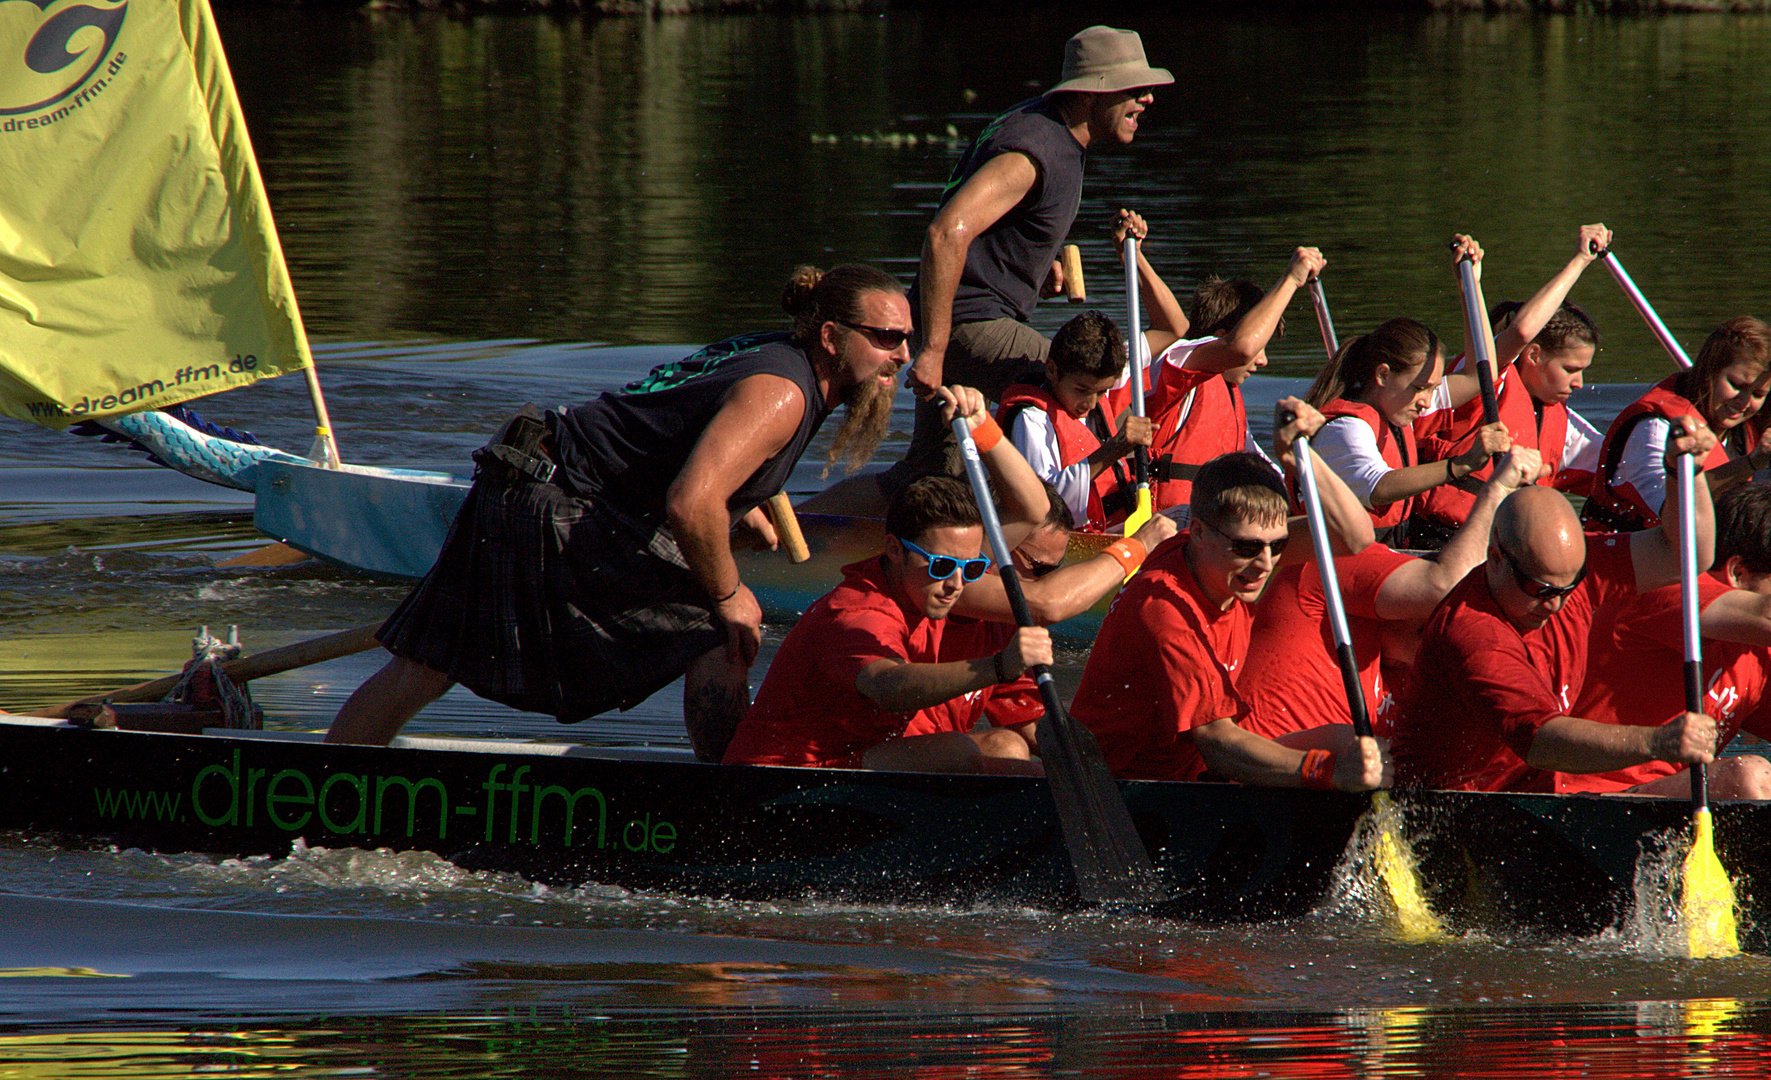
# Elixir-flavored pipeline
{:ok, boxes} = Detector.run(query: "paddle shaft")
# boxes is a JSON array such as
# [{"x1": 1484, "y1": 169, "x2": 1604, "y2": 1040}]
[
  {"x1": 1597, "y1": 248, "x2": 1694, "y2": 370},
  {"x1": 1308, "y1": 278, "x2": 1339, "y2": 361},
  {"x1": 39, "y1": 623, "x2": 381, "y2": 718},
  {"x1": 1293, "y1": 430, "x2": 1373, "y2": 740},
  {"x1": 1123, "y1": 236, "x2": 1151, "y2": 493},
  {"x1": 1677, "y1": 454, "x2": 1710, "y2": 811},
  {"x1": 1454, "y1": 254, "x2": 1503, "y2": 467},
  {"x1": 950, "y1": 415, "x2": 1165, "y2": 904}
]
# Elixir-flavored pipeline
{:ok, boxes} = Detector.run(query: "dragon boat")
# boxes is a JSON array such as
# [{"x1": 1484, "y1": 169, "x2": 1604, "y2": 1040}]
[{"x1": 3, "y1": 709, "x2": 1765, "y2": 951}]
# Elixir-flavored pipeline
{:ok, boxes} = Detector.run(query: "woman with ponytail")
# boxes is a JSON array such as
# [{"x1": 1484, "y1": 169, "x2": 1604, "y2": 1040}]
[{"x1": 1306, "y1": 317, "x2": 1510, "y2": 547}]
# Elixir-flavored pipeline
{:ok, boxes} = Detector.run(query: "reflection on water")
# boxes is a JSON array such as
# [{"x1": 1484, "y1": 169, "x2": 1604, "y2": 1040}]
[{"x1": 222, "y1": 9, "x2": 1771, "y2": 383}]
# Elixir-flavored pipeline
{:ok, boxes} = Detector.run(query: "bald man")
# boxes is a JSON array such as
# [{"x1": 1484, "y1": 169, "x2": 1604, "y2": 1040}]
[{"x1": 1390, "y1": 418, "x2": 1722, "y2": 792}]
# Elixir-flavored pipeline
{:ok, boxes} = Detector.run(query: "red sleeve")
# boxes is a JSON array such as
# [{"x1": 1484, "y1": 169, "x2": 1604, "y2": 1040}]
[
  {"x1": 820, "y1": 601, "x2": 914, "y2": 690},
  {"x1": 1334, "y1": 546, "x2": 1417, "y2": 621},
  {"x1": 1611, "y1": 576, "x2": 1731, "y2": 656},
  {"x1": 1143, "y1": 599, "x2": 1248, "y2": 734}
]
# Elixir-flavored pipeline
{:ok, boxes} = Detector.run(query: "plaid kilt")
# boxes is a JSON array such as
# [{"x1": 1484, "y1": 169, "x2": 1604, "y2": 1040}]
[{"x1": 377, "y1": 477, "x2": 724, "y2": 722}]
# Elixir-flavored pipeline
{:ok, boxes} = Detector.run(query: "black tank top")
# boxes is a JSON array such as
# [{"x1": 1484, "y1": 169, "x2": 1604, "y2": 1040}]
[
  {"x1": 925, "y1": 98, "x2": 1086, "y2": 326},
  {"x1": 549, "y1": 332, "x2": 829, "y2": 526}
]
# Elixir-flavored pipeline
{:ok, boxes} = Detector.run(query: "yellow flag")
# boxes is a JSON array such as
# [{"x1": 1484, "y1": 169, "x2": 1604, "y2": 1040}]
[{"x1": 0, "y1": 0, "x2": 310, "y2": 429}]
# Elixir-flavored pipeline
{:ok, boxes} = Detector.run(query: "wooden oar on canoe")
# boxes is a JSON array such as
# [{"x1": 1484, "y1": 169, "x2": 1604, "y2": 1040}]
[
  {"x1": 1675, "y1": 452, "x2": 1741, "y2": 957},
  {"x1": 766, "y1": 491, "x2": 811, "y2": 564},
  {"x1": 1061, "y1": 243, "x2": 1086, "y2": 302},
  {"x1": 951, "y1": 414, "x2": 1165, "y2": 906},
  {"x1": 1292, "y1": 421, "x2": 1445, "y2": 942},
  {"x1": 34, "y1": 624, "x2": 382, "y2": 719}
]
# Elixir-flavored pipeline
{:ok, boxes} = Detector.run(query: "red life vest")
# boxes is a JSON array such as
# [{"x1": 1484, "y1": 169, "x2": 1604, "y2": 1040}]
[
  {"x1": 1144, "y1": 368, "x2": 1248, "y2": 514},
  {"x1": 1583, "y1": 375, "x2": 1743, "y2": 531},
  {"x1": 996, "y1": 383, "x2": 1131, "y2": 527},
  {"x1": 1319, "y1": 398, "x2": 1419, "y2": 533},
  {"x1": 1413, "y1": 360, "x2": 1568, "y2": 528}
]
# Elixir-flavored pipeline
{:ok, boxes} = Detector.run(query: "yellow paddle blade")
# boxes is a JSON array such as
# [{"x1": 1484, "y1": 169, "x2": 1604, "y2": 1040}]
[
  {"x1": 1371, "y1": 792, "x2": 1448, "y2": 943},
  {"x1": 1682, "y1": 808, "x2": 1741, "y2": 959},
  {"x1": 1120, "y1": 488, "x2": 1153, "y2": 579}
]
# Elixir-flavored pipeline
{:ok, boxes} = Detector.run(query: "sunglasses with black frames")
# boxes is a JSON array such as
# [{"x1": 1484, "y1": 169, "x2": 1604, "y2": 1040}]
[
  {"x1": 1198, "y1": 517, "x2": 1290, "y2": 560},
  {"x1": 898, "y1": 537, "x2": 992, "y2": 582},
  {"x1": 837, "y1": 319, "x2": 912, "y2": 350},
  {"x1": 1500, "y1": 545, "x2": 1586, "y2": 600}
]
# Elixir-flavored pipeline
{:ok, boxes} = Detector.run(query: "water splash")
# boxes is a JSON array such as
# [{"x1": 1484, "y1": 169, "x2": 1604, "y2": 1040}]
[
  {"x1": 1317, "y1": 797, "x2": 1449, "y2": 944},
  {"x1": 1631, "y1": 823, "x2": 1749, "y2": 959}
]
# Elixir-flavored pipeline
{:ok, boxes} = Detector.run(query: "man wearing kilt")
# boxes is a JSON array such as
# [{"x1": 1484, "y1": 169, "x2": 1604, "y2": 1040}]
[{"x1": 326, "y1": 264, "x2": 909, "y2": 761}]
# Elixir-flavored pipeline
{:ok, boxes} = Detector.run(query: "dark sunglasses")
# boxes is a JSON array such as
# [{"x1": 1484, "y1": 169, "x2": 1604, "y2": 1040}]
[
  {"x1": 838, "y1": 319, "x2": 912, "y2": 350},
  {"x1": 1199, "y1": 517, "x2": 1289, "y2": 560},
  {"x1": 1500, "y1": 546, "x2": 1586, "y2": 600},
  {"x1": 899, "y1": 537, "x2": 991, "y2": 582}
]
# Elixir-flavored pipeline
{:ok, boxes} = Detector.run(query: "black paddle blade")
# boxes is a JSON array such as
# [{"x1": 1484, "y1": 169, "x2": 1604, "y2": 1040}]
[{"x1": 1035, "y1": 683, "x2": 1167, "y2": 905}]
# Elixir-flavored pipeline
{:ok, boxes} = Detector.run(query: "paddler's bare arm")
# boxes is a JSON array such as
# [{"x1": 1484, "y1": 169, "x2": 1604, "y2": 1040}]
[
  {"x1": 1112, "y1": 210, "x2": 1189, "y2": 357},
  {"x1": 908, "y1": 152, "x2": 1039, "y2": 397},
  {"x1": 941, "y1": 384, "x2": 1049, "y2": 548},
  {"x1": 954, "y1": 514, "x2": 1177, "y2": 625},
  {"x1": 1367, "y1": 422, "x2": 1513, "y2": 509},
  {"x1": 854, "y1": 626, "x2": 1051, "y2": 713},
  {"x1": 1630, "y1": 415, "x2": 1718, "y2": 592},
  {"x1": 1182, "y1": 248, "x2": 1324, "y2": 374},
  {"x1": 1193, "y1": 718, "x2": 1387, "y2": 792},
  {"x1": 1528, "y1": 711, "x2": 1716, "y2": 774},
  {"x1": 1373, "y1": 446, "x2": 1541, "y2": 621},
  {"x1": 666, "y1": 373, "x2": 804, "y2": 668},
  {"x1": 1489, "y1": 224, "x2": 1613, "y2": 368},
  {"x1": 1275, "y1": 398, "x2": 1375, "y2": 558}
]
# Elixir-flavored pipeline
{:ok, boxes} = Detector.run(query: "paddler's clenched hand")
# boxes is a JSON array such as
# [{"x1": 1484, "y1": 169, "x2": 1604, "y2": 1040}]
[
  {"x1": 1576, "y1": 223, "x2": 1613, "y2": 261},
  {"x1": 907, "y1": 348, "x2": 944, "y2": 401},
  {"x1": 1285, "y1": 247, "x2": 1327, "y2": 289},
  {"x1": 1663, "y1": 414, "x2": 1719, "y2": 469},
  {"x1": 1451, "y1": 233, "x2": 1483, "y2": 276},
  {"x1": 937, "y1": 384, "x2": 990, "y2": 429},
  {"x1": 1490, "y1": 445, "x2": 1544, "y2": 491},
  {"x1": 1272, "y1": 396, "x2": 1326, "y2": 467},
  {"x1": 1333, "y1": 734, "x2": 1390, "y2": 793},
  {"x1": 995, "y1": 626, "x2": 1052, "y2": 683},
  {"x1": 1651, "y1": 710, "x2": 1718, "y2": 766},
  {"x1": 1112, "y1": 208, "x2": 1148, "y2": 247},
  {"x1": 715, "y1": 584, "x2": 764, "y2": 668},
  {"x1": 1129, "y1": 511, "x2": 1178, "y2": 552}
]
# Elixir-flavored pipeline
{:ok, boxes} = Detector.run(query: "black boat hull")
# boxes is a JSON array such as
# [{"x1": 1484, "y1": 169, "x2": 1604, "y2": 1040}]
[{"x1": 1, "y1": 720, "x2": 1761, "y2": 947}]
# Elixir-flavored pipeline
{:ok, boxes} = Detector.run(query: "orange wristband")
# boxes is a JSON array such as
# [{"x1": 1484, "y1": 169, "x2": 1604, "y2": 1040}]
[
  {"x1": 970, "y1": 414, "x2": 1003, "y2": 454},
  {"x1": 1300, "y1": 749, "x2": 1336, "y2": 790},
  {"x1": 1103, "y1": 537, "x2": 1147, "y2": 576}
]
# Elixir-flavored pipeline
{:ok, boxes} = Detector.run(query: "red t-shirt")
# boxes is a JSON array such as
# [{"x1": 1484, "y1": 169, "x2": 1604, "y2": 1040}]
[
  {"x1": 1562, "y1": 572, "x2": 1771, "y2": 793},
  {"x1": 1390, "y1": 536, "x2": 1637, "y2": 792},
  {"x1": 724, "y1": 556, "x2": 983, "y2": 768},
  {"x1": 900, "y1": 616, "x2": 1043, "y2": 736},
  {"x1": 1240, "y1": 545, "x2": 1417, "y2": 740},
  {"x1": 1069, "y1": 532, "x2": 1253, "y2": 781}
]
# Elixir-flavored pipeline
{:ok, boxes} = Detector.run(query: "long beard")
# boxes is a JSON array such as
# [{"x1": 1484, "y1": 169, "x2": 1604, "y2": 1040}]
[{"x1": 823, "y1": 377, "x2": 896, "y2": 478}]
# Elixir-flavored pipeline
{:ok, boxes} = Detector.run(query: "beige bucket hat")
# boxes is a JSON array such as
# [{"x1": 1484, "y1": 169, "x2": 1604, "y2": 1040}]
[{"x1": 1047, "y1": 26, "x2": 1174, "y2": 95}]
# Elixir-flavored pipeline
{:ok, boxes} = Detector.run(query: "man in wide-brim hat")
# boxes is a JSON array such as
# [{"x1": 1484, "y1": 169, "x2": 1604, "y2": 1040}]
[{"x1": 809, "y1": 26, "x2": 1172, "y2": 516}]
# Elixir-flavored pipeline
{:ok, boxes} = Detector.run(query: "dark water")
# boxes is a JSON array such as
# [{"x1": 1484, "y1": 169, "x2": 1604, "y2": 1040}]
[{"x1": 6, "y1": 7, "x2": 1771, "y2": 1074}]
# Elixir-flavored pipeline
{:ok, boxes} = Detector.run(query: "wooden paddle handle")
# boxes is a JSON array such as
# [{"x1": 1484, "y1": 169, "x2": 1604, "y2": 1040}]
[
  {"x1": 36, "y1": 624, "x2": 382, "y2": 718},
  {"x1": 767, "y1": 491, "x2": 811, "y2": 564},
  {"x1": 1061, "y1": 244, "x2": 1085, "y2": 302}
]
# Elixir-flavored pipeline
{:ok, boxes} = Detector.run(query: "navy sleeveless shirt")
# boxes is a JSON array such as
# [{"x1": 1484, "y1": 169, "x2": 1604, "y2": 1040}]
[
  {"x1": 929, "y1": 98, "x2": 1087, "y2": 326},
  {"x1": 549, "y1": 332, "x2": 829, "y2": 527}
]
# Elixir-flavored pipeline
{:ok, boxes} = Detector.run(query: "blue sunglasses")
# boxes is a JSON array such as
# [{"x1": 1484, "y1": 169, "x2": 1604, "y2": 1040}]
[{"x1": 898, "y1": 537, "x2": 991, "y2": 582}]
